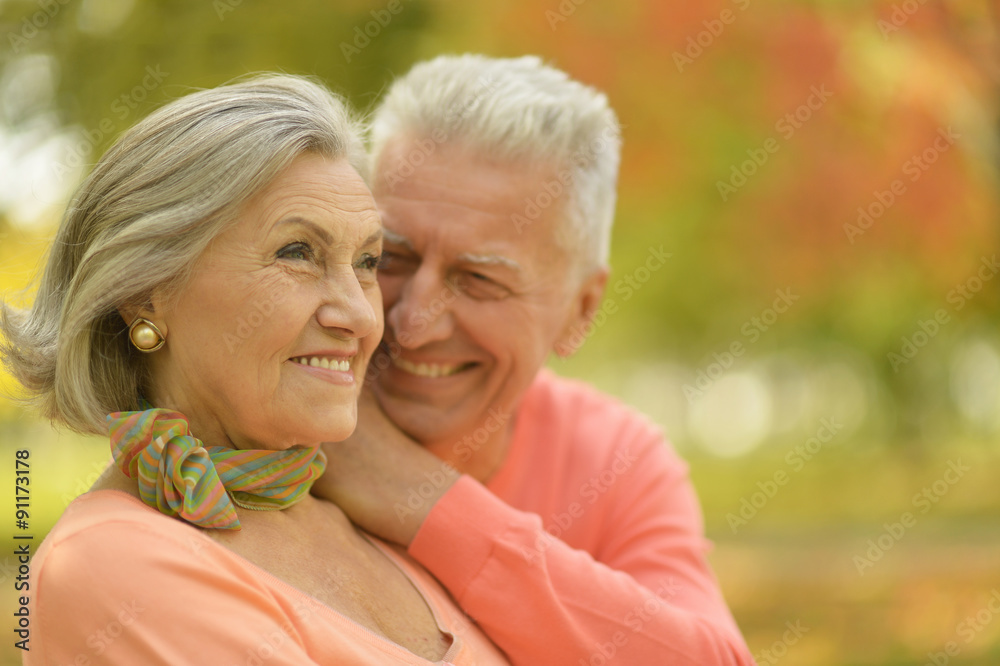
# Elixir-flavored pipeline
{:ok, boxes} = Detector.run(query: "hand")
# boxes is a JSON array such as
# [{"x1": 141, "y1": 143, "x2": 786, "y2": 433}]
[{"x1": 312, "y1": 387, "x2": 460, "y2": 546}]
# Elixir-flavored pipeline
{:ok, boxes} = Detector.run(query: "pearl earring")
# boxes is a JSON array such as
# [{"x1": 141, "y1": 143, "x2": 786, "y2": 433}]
[{"x1": 128, "y1": 317, "x2": 165, "y2": 352}]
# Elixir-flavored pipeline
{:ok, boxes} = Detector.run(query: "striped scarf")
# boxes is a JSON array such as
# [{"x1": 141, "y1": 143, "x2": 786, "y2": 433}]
[{"x1": 107, "y1": 405, "x2": 326, "y2": 530}]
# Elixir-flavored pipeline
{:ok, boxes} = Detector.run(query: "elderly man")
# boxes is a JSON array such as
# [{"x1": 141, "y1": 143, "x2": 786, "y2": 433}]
[{"x1": 316, "y1": 54, "x2": 754, "y2": 665}]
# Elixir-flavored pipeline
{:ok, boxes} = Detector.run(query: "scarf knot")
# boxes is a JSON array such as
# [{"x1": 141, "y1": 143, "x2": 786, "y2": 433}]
[{"x1": 108, "y1": 406, "x2": 326, "y2": 530}]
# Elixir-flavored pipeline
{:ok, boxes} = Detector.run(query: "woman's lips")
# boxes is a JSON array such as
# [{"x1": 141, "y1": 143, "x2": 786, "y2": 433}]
[
  {"x1": 288, "y1": 355, "x2": 357, "y2": 386},
  {"x1": 290, "y1": 355, "x2": 353, "y2": 372}
]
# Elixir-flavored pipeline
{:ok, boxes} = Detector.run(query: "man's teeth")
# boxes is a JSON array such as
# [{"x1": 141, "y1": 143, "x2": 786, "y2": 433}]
[
  {"x1": 393, "y1": 358, "x2": 465, "y2": 378},
  {"x1": 293, "y1": 357, "x2": 351, "y2": 372}
]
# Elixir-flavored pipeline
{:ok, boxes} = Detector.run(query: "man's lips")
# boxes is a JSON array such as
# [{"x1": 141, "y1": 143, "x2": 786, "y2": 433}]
[{"x1": 391, "y1": 357, "x2": 477, "y2": 378}]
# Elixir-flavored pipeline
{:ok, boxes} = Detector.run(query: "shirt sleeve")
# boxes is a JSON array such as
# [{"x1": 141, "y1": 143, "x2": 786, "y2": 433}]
[
  {"x1": 26, "y1": 516, "x2": 322, "y2": 666},
  {"x1": 408, "y1": 428, "x2": 755, "y2": 666}
]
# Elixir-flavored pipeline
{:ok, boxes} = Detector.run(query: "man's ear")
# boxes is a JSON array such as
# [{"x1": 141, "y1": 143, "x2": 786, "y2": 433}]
[{"x1": 554, "y1": 266, "x2": 609, "y2": 358}]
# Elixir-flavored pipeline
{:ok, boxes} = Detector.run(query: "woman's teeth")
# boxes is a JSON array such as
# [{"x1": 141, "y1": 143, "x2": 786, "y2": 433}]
[
  {"x1": 393, "y1": 358, "x2": 465, "y2": 378},
  {"x1": 293, "y1": 356, "x2": 351, "y2": 372}
]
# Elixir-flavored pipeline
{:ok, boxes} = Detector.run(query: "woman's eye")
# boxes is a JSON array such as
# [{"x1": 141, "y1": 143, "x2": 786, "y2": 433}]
[
  {"x1": 277, "y1": 241, "x2": 313, "y2": 261},
  {"x1": 356, "y1": 253, "x2": 380, "y2": 272}
]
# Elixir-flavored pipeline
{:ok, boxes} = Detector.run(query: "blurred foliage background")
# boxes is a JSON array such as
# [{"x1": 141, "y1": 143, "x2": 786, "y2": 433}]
[{"x1": 0, "y1": 0, "x2": 998, "y2": 664}]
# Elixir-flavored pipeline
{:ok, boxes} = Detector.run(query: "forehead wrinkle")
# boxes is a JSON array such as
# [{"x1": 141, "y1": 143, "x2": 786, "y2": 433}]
[
  {"x1": 382, "y1": 192, "x2": 519, "y2": 220},
  {"x1": 262, "y1": 203, "x2": 381, "y2": 247},
  {"x1": 252, "y1": 180, "x2": 376, "y2": 233}
]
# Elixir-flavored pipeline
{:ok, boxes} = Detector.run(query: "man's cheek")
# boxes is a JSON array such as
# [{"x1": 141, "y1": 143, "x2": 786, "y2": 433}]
[{"x1": 376, "y1": 274, "x2": 404, "y2": 306}]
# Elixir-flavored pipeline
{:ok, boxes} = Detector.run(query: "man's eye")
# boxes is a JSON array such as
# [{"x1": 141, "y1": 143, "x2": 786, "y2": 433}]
[
  {"x1": 454, "y1": 271, "x2": 510, "y2": 300},
  {"x1": 277, "y1": 241, "x2": 313, "y2": 261},
  {"x1": 378, "y1": 251, "x2": 417, "y2": 274}
]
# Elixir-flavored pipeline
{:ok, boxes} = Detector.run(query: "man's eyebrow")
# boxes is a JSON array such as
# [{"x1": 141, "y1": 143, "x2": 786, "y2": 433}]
[
  {"x1": 382, "y1": 227, "x2": 520, "y2": 271},
  {"x1": 276, "y1": 217, "x2": 333, "y2": 245},
  {"x1": 362, "y1": 228, "x2": 383, "y2": 247},
  {"x1": 382, "y1": 227, "x2": 413, "y2": 250},
  {"x1": 457, "y1": 252, "x2": 522, "y2": 272}
]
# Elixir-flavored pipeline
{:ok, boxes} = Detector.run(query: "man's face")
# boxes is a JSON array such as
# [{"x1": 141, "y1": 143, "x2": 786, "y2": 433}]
[{"x1": 370, "y1": 138, "x2": 600, "y2": 448}]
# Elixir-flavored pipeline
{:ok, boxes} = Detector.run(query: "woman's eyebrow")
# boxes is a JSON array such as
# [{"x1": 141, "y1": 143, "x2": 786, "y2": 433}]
[{"x1": 276, "y1": 217, "x2": 334, "y2": 245}]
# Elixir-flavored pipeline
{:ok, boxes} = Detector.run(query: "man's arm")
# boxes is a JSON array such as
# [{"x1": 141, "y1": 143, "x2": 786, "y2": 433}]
[
  {"x1": 314, "y1": 388, "x2": 461, "y2": 546},
  {"x1": 409, "y1": 440, "x2": 754, "y2": 665},
  {"x1": 315, "y1": 391, "x2": 754, "y2": 665}
]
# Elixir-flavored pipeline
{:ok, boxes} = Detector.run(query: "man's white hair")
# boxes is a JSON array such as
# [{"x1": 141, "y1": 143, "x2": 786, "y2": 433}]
[{"x1": 369, "y1": 54, "x2": 621, "y2": 269}]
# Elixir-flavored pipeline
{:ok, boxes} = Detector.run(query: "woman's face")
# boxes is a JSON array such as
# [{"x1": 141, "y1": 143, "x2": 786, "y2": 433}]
[{"x1": 143, "y1": 153, "x2": 383, "y2": 450}]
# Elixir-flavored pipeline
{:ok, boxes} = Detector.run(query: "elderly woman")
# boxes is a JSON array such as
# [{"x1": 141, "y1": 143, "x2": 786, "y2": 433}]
[{"x1": 1, "y1": 75, "x2": 507, "y2": 665}]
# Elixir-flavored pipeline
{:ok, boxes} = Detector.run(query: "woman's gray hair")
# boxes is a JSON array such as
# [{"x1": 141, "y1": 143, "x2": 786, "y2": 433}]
[
  {"x1": 0, "y1": 73, "x2": 366, "y2": 434},
  {"x1": 369, "y1": 53, "x2": 621, "y2": 269}
]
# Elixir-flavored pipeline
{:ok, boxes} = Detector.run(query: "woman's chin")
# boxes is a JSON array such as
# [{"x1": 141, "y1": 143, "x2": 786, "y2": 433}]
[
  {"x1": 308, "y1": 415, "x2": 357, "y2": 445},
  {"x1": 287, "y1": 401, "x2": 358, "y2": 443}
]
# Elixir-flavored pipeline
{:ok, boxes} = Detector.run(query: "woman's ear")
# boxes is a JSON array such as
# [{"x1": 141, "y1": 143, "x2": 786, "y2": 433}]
[
  {"x1": 117, "y1": 289, "x2": 169, "y2": 337},
  {"x1": 554, "y1": 266, "x2": 609, "y2": 358}
]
